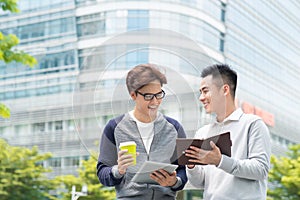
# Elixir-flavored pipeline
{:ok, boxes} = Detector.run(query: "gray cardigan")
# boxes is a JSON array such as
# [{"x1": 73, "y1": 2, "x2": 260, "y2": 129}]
[{"x1": 97, "y1": 112, "x2": 187, "y2": 200}]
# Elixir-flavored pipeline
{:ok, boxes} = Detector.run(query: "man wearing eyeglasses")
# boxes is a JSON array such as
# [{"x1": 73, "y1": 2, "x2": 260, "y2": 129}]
[{"x1": 97, "y1": 63, "x2": 187, "y2": 200}]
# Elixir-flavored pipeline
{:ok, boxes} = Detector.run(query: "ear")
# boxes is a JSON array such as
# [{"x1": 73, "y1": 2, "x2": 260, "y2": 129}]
[
  {"x1": 223, "y1": 84, "x2": 230, "y2": 96},
  {"x1": 130, "y1": 91, "x2": 136, "y2": 100}
]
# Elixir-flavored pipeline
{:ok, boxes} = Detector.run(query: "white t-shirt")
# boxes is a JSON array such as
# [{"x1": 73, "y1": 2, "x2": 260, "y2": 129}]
[{"x1": 129, "y1": 111, "x2": 154, "y2": 154}]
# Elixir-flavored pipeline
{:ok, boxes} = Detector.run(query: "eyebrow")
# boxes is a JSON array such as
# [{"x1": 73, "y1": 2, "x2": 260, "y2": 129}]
[{"x1": 199, "y1": 86, "x2": 208, "y2": 92}]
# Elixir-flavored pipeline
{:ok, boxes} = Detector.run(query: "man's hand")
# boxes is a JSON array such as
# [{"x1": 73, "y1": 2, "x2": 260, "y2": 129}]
[
  {"x1": 150, "y1": 169, "x2": 177, "y2": 187},
  {"x1": 117, "y1": 149, "x2": 135, "y2": 175},
  {"x1": 184, "y1": 141, "x2": 222, "y2": 166}
]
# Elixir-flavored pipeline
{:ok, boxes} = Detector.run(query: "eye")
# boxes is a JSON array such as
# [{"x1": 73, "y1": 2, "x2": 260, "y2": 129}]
[
  {"x1": 200, "y1": 89, "x2": 209, "y2": 95},
  {"x1": 144, "y1": 94, "x2": 153, "y2": 100},
  {"x1": 156, "y1": 92, "x2": 163, "y2": 98}
]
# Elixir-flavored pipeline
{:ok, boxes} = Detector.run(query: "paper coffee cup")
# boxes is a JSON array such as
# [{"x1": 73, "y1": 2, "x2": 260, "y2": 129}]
[{"x1": 119, "y1": 141, "x2": 137, "y2": 165}]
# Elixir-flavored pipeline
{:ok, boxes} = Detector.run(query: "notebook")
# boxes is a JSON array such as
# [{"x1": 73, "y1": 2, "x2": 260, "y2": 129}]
[{"x1": 176, "y1": 132, "x2": 232, "y2": 165}]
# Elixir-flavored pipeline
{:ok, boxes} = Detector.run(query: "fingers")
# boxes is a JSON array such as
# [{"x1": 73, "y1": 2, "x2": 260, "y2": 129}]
[
  {"x1": 117, "y1": 150, "x2": 135, "y2": 175},
  {"x1": 185, "y1": 146, "x2": 206, "y2": 159},
  {"x1": 210, "y1": 141, "x2": 216, "y2": 149},
  {"x1": 118, "y1": 154, "x2": 134, "y2": 166},
  {"x1": 187, "y1": 164, "x2": 195, "y2": 169},
  {"x1": 151, "y1": 170, "x2": 166, "y2": 180},
  {"x1": 184, "y1": 143, "x2": 221, "y2": 165},
  {"x1": 150, "y1": 169, "x2": 177, "y2": 187}
]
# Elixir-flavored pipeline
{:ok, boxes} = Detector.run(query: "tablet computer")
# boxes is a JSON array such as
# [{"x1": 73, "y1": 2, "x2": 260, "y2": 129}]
[
  {"x1": 176, "y1": 132, "x2": 231, "y2": 165},
  {"x1": 131, "y1": 161, "x2": 178, "y2": 184}
]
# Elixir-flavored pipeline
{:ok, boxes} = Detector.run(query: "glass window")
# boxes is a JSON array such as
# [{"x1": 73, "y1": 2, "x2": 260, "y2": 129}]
[
  {"x1": 38, "y1": 50, "x2": 75, "y2": 70},
  {"x1": 54, "y1": 121, "x2": 63, "y2": 130},
  {"x1": 0, "y1": 127, "x2": 10, "y2": 136},
  {"x1": 49, "y1": 19, "x2": 61, "y2": 35},
  {"x1": 4, "y1": 91, "x2": 14, "y2": 99},
  {"x1": 48, "y1": 121, "x2": 53, "y2": 132},
  {"x1": 84, "y1": 117, "x2": 97, "y2": 130},
  {"x1": 125, "y1": 50, "x2": 148, "y2": 67},
  {"x1": 61, "y1": 18, "x2": 73, "y2": 33},
  {"x1": 48, "y1": 85, "x2": 60, "y2": 94},
  {"x1": 123, "y1": 45, "x2": 149, "y2": 68},
  {"x1": 0, "y1": 93, "x2": 4, "y2": 101},
  {"x1": 67, "y1": 120, "x2": 75, "y2": 131},
  {"x1": 15, "y1": 125, "x2": 28, "y2": 136},
  {"x1": 106, "y1": 10, "x2": 127, "y2": 34},
  {"x1": 32, "y1": 122, "x2": 45, "y2": 133},
  {"x1": 64, "y1": 156, "x2": 80, "y2": 167},
  {"x1": 77, "y1": 13, "x2": 105, "y2": 37},
  {"x1": 76, "y1": 0, "x2": 96, "y2": 6},
  {"x1": 48, "y1": 157, "x2": 61, "y2": 167},
  {"x1": 64, "y1": 52, "x2": 74, "y2": 65},
  {"x1": 15, "y1": 90, "x2": 27, "y2": 98},
  {"x1": 60, "y1": 84, "x2": 72, "y2": 92},
  {"x1": 32, "y1": 23, "x2": 45, "y2": 37},
  {"x1": 18, "y1": 0, "x2": 73, "y2": 13},
  {"x1": 127, "y1": 10, "x2": 149, "y2": 31},
  {"x1": 19, "y1": 26, "x2": 30, "y2": 39},
  {"x1": 82, "y1": 155, "x2": 89, "y2": 161},
  {"x1": 36, "y1": 88, "x2": 47, "y2": 96},
  {"x1": 103, "y1": 114, "x2": 114, "y2": 123}
]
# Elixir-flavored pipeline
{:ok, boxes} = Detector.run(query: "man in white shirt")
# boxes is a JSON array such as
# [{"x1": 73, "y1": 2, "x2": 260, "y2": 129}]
[{"x1": 185, "y1": 64, "x2": 271, "y2": 200}]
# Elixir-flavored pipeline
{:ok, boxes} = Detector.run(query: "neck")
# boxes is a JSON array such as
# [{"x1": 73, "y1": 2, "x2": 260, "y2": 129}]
[
  {"x1": 216, "y1": 103, "x2": 236, "y2": 122},
  {"x1": 133, "y1": 110, "x2": 156, "y2": 123}
]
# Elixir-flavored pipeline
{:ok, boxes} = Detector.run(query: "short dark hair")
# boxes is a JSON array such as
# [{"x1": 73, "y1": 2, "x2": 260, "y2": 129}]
[
  {"x1": 201, "y1": 64, "x2": 237, "y2": 98},
  {"x1": 126, "y1": 63, "x2": 167, "y2": 93}
]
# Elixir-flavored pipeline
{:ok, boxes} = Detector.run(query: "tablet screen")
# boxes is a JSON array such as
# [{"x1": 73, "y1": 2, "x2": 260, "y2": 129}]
[{"x1": 131, "y1": 161, "x2": 178, "y2": 184}]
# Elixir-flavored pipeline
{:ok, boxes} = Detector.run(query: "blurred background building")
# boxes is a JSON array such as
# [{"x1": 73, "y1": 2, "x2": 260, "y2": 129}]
[{"x1": 1, "y1": 0, "x2": 300, "y2": 198}]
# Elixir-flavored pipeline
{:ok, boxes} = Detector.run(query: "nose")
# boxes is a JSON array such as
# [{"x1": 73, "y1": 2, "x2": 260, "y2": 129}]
[
  {"x1": 150, "y1": 96, "x2": 160, "y2": 103},
  {"x1": 199, "y1": 93, "x2": 205, "y2": 102}
]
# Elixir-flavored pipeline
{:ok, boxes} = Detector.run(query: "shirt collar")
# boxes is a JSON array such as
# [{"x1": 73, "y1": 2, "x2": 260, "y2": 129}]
[
  {"x1": 214, "y1": 108, "x2": 243, "y2": 124},
  {"x1": 128, "y1": 110, "x2": 160, "y2": 124}
]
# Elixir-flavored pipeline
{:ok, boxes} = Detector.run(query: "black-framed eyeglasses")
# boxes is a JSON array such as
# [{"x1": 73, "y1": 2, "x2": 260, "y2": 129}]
[{"x1": 135, "y1": 90, "x2": 165, "y2": 101}]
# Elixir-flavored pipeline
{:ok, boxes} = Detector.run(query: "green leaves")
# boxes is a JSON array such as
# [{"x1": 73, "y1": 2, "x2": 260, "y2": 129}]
[
  {"x1": 56, "y1": 152, "x2": 116, "y2": 200},
  {"x1": 0, "y1": 0, "x2": 19, "y2": 13},
  {"x1": 0, "y1": 0, "x2": 37, "y2": 69},
  {"x1": 0, "y1": 32, "x2": 37, "y2": 67},
  {"x1": 0, "y1": 103, "x2": 10, "y2": 118},
  {"x1": 0, "y1": 0, "x2": 38, "y2": 119},
  {"x1": 0, "y1": 141, "x2": 115, "y2": 200},
  {"x1": 268, "y1": 144, "x2": 300, "y2": 200},
  {"x1": 0, "y1": 139, "x2": 59, "y2": 200}
]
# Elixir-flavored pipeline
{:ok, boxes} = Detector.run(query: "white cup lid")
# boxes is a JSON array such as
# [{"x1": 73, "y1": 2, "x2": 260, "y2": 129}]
[{"x1": 119, "y1": 141, "x2": 136, "y2": 147}]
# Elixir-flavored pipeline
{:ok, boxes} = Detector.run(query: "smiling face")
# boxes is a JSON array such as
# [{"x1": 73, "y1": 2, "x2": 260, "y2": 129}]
[
  {"x1": 199, "y1": 75, "x2": 226, "y2": 116},
  {"x1": 131, "y1": 80, "x2": 163, "y2": 123}
]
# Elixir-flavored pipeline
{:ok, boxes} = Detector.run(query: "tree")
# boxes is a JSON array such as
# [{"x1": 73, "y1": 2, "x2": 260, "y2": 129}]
[
  {"x1": 56, "y1": 153, "x2": 116, "y2": 200},
  {"x1": 0, "y1": 0, "x2": 37, "y2": 119},
  {"x1": 268, "y1": 144, "x2": 300, "y2": 200},
  {"x1": 0, "y1": 139, "x2": 59, "y2": 200},
  {"x1": 0, "y1": 103, "x2": 10, "y2": 118},
  {"x1": 0, "y1": 0, "x2": 37, "y2": 66}
]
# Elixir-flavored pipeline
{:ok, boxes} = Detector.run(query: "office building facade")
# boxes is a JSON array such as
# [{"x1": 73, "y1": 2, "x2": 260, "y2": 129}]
[{"x1": 1, "y1": 0, "x2": 299, "y2": 184}]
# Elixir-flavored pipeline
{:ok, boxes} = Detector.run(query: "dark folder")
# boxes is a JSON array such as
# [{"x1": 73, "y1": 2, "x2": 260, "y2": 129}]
[{"x1": 176, "y1": 132, "x2": 232, "y2": 165}]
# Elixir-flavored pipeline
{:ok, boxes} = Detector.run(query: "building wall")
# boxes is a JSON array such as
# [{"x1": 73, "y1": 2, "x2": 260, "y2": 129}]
[
  {"x1": 1, "y1": 0, "x2": 299, "y2": 180},
  {"x1": 224, "y1": 0, "x2": 300, "y2": 154}
]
